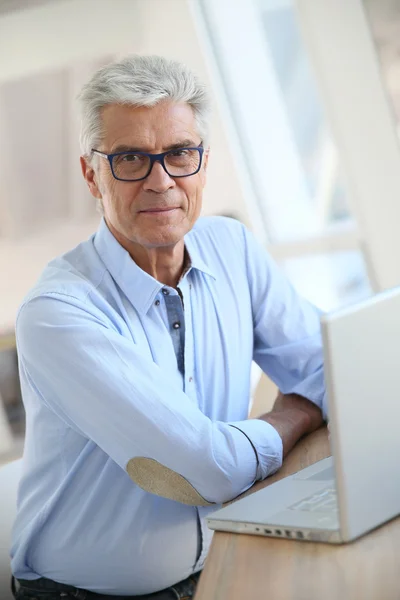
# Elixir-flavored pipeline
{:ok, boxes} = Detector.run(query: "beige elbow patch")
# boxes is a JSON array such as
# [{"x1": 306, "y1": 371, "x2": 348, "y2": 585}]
[{"x1": 126, "y1": 457, "x2": 215, "y2": 506}]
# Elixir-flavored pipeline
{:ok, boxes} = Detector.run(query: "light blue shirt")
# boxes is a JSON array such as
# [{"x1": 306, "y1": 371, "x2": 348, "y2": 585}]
[{"x1": 11, "y1": 216, "x2": 326, "y2": 595}]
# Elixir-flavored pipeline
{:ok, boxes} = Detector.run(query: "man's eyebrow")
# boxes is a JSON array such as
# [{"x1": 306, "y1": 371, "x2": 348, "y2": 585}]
[
  {"x1": 111, "y1": 139, "x2": 200, "y2": 154},
  {"x1": 111, "y1": 144, "x2": 139, "y2": 154},
  {"x1": 164, "y1": 139, "x2": 200, "y2": 151}
]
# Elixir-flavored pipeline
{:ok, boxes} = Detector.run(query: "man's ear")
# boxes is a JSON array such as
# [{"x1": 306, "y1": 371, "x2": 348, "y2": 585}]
[
  {"x1": 200, "y1": 147, "x2": 210, "y2": 188},
  {"x1": 80, "y1": 156, "x2": 102, "y2": 199},
  {"x1": 203, "y1": 147, "x2": 210, "y2": 172}
]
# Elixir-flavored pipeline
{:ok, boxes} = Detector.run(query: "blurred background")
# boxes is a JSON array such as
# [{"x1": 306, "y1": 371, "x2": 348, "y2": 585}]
[{"x1": 1, "y1": 0, "x2": 400, "y2": 463}]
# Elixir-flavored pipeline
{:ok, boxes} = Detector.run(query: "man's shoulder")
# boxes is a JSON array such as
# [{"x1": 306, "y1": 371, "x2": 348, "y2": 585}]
[{"x1": 20, "y1": 235, "x2": 106, "y2": 312}]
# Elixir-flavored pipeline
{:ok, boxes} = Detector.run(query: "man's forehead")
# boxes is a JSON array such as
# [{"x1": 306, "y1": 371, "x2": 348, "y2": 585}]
[{"x1": 100, "y1": 101, "x2": 199, "y2": 151}]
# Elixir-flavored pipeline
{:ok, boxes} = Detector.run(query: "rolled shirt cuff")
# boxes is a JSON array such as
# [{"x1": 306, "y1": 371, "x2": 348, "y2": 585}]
[{"x1": 229, "y1": 418, "x2": 283, "y2": 481}]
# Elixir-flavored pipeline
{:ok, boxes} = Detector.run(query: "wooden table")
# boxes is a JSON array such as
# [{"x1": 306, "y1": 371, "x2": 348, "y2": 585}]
[{"x1": 194, "y1": 427, "x2": 400, "y2": 600}]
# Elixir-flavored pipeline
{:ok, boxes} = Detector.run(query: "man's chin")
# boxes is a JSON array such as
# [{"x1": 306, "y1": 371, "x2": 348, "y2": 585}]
[{"x1": 137, "y1": 225, "x2": 189, "y2": 249}]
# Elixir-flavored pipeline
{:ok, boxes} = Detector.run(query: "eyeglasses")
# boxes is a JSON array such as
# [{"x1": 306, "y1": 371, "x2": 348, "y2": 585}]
[{"x1": 91, "y1": 145, "x2": 204, "y2": 182}]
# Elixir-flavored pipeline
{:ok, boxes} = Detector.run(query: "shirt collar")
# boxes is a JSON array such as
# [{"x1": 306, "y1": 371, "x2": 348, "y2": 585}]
[
  {"x1": 94, "y1": 218, "x2": 216, "y2": 315},
  {"x1": 184, "y1": 228, "x2": 216, "y2": 281}
]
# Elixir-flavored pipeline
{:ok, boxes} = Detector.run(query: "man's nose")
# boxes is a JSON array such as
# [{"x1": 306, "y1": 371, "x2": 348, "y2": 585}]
[{"x1": 142, "y1": 160, "x2": 175, "y2": 193}]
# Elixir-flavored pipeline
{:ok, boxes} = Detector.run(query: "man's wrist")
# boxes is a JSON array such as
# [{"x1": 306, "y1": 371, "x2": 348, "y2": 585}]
[
  {"x1": 271, "y1": 392, "x2": 323, "y2": 434},
  {"x1": 263, "y1": 408, "x2": 311, "y2": 434},
  {"x1": 257, "y1": 408, "x2": 311, "y2": 458}
]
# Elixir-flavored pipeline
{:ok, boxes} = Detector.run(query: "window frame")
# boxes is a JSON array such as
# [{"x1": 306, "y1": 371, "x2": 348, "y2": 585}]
[{"x1": 192, "y1": 0, "x2": 400, "y2": 293}]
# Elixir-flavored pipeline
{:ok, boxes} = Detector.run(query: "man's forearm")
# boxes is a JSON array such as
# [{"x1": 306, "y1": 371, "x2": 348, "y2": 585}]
[
  {"x1": 257, "y1": 408, "x2": 312, "y2": 458},
  {"x1": 256, "y1": 391, "x2": 324, "y2": 458}
]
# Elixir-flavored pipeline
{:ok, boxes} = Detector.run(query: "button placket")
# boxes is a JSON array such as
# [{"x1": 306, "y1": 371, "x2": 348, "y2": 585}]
[
  {"x1": 179, "y1": 278, "x2": 197, "y2": 397},
  {"x1": 164, "y1": 293, "x2": 185, "y2": 376}
]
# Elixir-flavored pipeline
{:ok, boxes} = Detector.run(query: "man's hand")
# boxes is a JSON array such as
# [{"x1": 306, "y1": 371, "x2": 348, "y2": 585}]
[
  {"x1": 271, "y1": 392, "x2": 323, "y2": 435},
  {"x1": 256, "y1": 392, "x2": 324, "y2": 458}
]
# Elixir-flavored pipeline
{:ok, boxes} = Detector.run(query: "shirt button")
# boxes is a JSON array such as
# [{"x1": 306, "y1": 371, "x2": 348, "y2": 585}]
[
  {"x1": 155, "y1": 300, "x2": 160, "y2": 306},
  {"x1": 162, "y1": 288, "x2": 169, "y2": 296},
  {"x1": 173, "y1": 322, "x2": 181, "y2": 329},
  {"x1": 189, "y1": 376, "x2": 193, "y2": 383}
]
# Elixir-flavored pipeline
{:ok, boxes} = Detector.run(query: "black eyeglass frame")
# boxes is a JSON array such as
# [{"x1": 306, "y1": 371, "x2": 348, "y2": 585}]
[{"x1": 91, "y1": 145, "x2": 204, "y2": 182}]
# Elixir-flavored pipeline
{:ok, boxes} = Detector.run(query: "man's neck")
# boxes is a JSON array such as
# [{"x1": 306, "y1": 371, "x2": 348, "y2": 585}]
[
  {"x1": 131, "y1": 243, "x2": 186, "y2": 288},
  {"x1": 107, "y1": 221, "x2": 186, "y2": 288}
]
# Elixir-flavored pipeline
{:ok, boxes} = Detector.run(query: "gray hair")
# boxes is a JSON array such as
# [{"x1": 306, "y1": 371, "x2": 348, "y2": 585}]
[{"x1": 77, "y1": 54, "x2": 212, "y2": 158}]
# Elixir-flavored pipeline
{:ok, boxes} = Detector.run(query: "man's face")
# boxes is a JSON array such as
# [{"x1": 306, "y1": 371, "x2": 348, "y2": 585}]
[{"x1": 81, "y1": 101, "x2": 208, "y2": 249}]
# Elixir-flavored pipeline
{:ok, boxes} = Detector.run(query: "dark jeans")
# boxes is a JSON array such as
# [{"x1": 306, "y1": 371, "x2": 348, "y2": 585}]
[{"x1": 12, "y1": 571, "x2": 201, "y2": 600}]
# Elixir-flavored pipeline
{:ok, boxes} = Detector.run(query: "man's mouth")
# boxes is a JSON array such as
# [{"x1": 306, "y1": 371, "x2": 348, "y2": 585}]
[{"x1": 139, "y1": 207, "x2": 179, "y2": 214}]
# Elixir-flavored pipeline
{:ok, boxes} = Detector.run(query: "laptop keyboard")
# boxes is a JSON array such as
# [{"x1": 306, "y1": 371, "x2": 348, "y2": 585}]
[{"x1": 289, "y1": 487, "x2": 338, "y2": 512}]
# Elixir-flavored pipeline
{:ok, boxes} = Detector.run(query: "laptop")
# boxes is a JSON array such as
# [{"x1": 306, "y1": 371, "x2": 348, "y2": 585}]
[{"x1": 207, "y1": 287, "x2": 400, "y2": 544}]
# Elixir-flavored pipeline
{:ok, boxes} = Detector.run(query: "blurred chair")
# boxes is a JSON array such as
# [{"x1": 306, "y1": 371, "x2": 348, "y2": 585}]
[
  {"x1": 0, "y1": 459, "x2": 22, "y2": 600},
  {"x1": 0, "y1": 392, "x2": 14, "y2": 454}
]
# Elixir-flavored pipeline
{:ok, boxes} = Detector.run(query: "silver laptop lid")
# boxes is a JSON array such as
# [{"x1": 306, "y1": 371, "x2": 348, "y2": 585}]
[{"x1": 322, "y1": 286, "x2": 400, "y2": 541}]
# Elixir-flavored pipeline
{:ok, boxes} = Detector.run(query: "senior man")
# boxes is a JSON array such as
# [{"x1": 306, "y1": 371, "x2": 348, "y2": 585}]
[{"x1": 11, "y1": 55, "x2": 326, "y2": 600}]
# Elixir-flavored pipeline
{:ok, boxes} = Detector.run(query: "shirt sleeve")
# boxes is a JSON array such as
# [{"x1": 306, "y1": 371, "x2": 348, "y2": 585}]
[
  {"x1": 243, "y1": 226, "x2": 328, "y2": 422},
  {"x1": 16, "y1": 293, "x2": 282, "y2": 505}
]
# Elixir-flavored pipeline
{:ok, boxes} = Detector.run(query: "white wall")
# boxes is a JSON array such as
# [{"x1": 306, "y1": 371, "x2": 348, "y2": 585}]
[
  {"x1": 0, "y1": 0, "x2": 252, "y2": 332},
  {"x1": 0, "y1": 0, "x2": 144, "y2": 83},
  {"x1": 0, "y1": 70, "x2": 69, "y2": 237}
]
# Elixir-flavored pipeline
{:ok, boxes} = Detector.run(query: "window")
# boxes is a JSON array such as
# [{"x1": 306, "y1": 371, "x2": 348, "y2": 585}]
[
  {"x1": 259, "y1": 0, "x2": 351, "y2": 236},
  {"x1": 364, "y1": 0, "x2": 400, "y2": 138},
  {"x1": 195, "y1": 0, "x2": 373, "y2": 310}
]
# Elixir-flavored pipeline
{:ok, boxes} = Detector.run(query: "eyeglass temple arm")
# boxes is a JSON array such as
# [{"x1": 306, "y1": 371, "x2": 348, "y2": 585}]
[{"x1": 91, "y1": 149, "x2": 108, "y2": 158}]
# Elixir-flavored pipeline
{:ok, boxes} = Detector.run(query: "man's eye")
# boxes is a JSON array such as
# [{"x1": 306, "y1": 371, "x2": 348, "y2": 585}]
[
  {"x1": 122, "y1": 154, "x2": 141, "y2": 162},
  {"x1": 170, "y1": 150, "x2": 189, "y2": 157}
]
